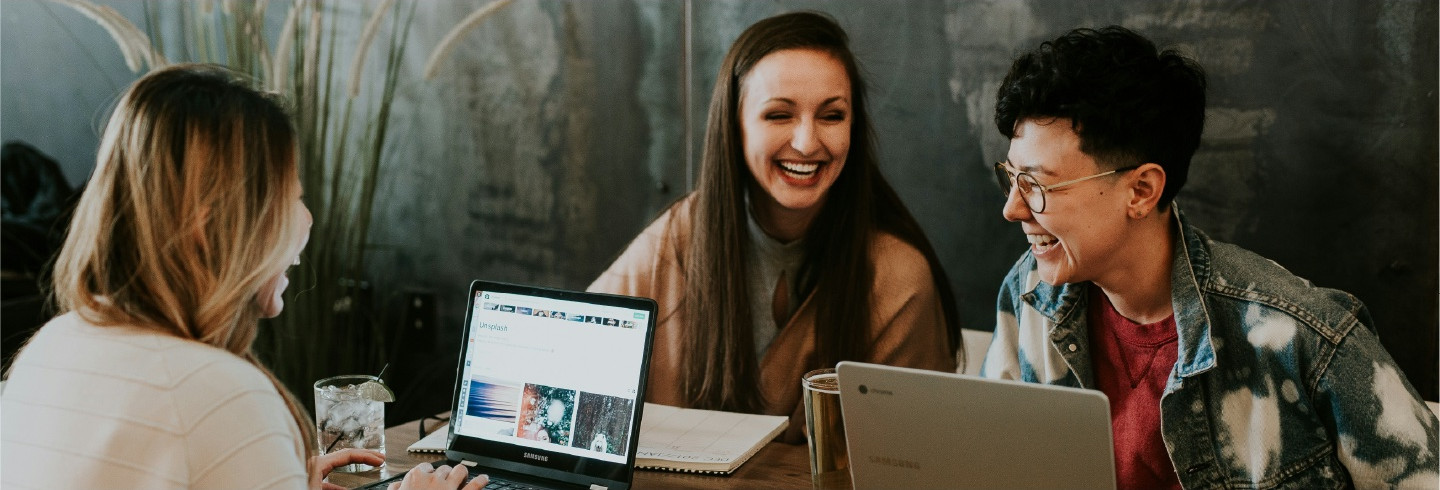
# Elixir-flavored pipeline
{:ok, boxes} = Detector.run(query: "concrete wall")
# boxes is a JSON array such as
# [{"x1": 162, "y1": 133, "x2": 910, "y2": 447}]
[{"x1": 3, "y1": 0, "x2": 1434, "y2": 411}]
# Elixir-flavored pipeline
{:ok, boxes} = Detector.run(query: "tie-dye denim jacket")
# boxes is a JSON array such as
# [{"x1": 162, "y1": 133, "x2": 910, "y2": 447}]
[{"x1": 982, "y1": 209, "x2": 1438, "y2": 489}]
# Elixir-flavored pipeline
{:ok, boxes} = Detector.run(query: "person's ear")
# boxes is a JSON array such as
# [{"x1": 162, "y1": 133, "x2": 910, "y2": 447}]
[{"x1": 1127, "y1": 163, "x2": 1166, "y2": 220}]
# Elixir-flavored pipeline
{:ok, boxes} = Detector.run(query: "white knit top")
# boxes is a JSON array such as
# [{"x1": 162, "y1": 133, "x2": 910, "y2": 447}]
[
  {"x1": 1, "y1": 312, "x2": 309, "y2": 489},
  {"x1": 744, "y1": 208, "x2": 807, "y2": 359}
]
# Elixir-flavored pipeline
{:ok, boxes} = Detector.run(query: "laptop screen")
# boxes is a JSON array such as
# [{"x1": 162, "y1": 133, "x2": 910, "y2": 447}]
[{"x1": 447, "y1": 281, "x2": 656, "y2": 485}]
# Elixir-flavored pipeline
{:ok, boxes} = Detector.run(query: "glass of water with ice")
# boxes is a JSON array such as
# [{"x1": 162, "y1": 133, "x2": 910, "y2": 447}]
[{"x1": 314, "y1": 375, "x2": 392, "y2": 472}]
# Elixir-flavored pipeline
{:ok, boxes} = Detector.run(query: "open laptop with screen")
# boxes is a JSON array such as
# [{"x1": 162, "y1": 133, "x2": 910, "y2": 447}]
[
  {"x1": 360, "y1": 280, "x2": 657, "y2": 490},
  {"x1": 836, "y1": 361, "x2": 1116, "y2": 490}
]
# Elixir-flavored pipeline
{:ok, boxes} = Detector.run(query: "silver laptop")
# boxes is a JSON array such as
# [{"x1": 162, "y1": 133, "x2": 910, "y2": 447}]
[
  {"x1": 837, "y1": 361, "x2": 1115, "y2": 490},
  {"x1": 361, "y1": 280, "x2": 657, "y2": 490}
]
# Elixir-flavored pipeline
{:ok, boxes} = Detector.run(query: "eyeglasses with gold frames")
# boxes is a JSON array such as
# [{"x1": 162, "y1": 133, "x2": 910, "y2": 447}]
[{"x1": 993, "y1": 161, "x2": 1140, "y2": 213}]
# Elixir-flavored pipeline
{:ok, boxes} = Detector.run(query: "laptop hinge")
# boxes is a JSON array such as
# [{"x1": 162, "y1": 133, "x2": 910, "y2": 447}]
[{"x1": 588, "y1": 485, "x2": 608, "y2": 490}]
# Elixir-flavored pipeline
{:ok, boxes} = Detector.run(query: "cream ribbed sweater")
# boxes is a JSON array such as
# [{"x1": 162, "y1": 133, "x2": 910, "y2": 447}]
[{"x1": 2, "y1": 312, "x2": 309, "y2": 489}]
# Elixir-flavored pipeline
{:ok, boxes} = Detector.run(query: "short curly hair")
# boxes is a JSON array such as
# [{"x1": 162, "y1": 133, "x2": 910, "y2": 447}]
[{"x1": 995, "y1": 26, "x2": 1206, "y2": 208}]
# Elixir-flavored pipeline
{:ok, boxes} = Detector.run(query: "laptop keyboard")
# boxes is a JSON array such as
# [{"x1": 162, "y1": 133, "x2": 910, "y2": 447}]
[
  {"x1": 477, "y1": 474, "x2": 546, "y2": 490},
  {"x1": 352, "y1": 464, "x2": 555, "y2": 490}
]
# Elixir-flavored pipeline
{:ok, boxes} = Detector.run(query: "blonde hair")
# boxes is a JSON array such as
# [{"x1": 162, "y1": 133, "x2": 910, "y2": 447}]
[{"x1": 52, "y1": 63, "x2": 317, "y2": 463}]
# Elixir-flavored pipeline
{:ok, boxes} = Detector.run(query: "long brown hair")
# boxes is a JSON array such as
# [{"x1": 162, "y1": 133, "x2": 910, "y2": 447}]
[
  {"x1": 683, "y1": 11, "x2": 961, "y2": 412},
  {"x1": 51, "y1": 64, "x2": 317, "y2": 463}
]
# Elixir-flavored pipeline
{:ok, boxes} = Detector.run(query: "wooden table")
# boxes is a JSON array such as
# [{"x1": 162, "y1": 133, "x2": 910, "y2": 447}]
[{"x1": 326, "y1": 415, "x2": 849, "y2": 489}]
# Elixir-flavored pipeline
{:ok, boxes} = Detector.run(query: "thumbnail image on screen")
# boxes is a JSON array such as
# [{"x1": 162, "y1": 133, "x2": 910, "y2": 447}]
[
  {"x1": 517, "y1": 384, "x2": 576, "y2": 447},
  {"x1": 465, "y1": 377, "x2": 522, "y2": 437},
  {"x1": 571, "y1": 392, "x2": 635, "y2": 456}
]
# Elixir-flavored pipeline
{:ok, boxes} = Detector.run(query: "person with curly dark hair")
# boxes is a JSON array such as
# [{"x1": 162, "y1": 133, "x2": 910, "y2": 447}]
[{"x1": 981, "y1": 26, "x2": 1437, "y2": 488}]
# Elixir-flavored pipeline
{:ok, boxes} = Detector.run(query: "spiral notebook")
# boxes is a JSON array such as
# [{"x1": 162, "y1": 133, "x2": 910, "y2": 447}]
[
  {"x1": 408, "y1": 423, "x2": 450, "y2": 453},
  {"x1": 413, "y1": 404, "x2": 787, "y2": 474},
  {"x1": 632, "y1": 403, "x2": 788, "y2": 475}
]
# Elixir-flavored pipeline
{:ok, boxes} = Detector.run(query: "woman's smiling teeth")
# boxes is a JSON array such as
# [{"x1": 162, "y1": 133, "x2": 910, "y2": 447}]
[
  {"x1": 1027, "y1": 233, "x2": 1059, "y2": 253},
  {"x1": 778, "y1": 160, "x2": 821, "y2": 178}
]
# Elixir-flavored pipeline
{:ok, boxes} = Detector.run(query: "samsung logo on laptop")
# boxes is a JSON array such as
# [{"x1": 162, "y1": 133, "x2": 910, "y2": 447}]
[
  {"x1": 856, "y1": 384, "x2": 894, "y2": 396},
  {"x1": 523, "y1": 452, "x2": 549, "y2": 462},
  {"x1": 869, "y1": 455, "x2": 921, "y2": 470}
]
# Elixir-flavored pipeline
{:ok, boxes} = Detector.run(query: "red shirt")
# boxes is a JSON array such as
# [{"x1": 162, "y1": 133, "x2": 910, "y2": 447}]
[{"x1": 1087, "y1": 285, "x2": 1182, "y2": 489}]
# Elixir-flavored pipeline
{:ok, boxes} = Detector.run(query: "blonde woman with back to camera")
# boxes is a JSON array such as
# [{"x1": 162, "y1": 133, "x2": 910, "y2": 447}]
[{"x1": 0, "y1": 64, "x2": 484, "y2": 490}]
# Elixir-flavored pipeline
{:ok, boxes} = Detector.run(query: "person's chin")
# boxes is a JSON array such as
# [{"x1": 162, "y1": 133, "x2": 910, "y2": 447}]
[
  {"x1": 1035, "y1": 261, "x2": 1070, "y2": 286},
  {"x1": 773, "y1": 197, "x2": 819, "y2": 214},
  {"x1": 771, "y1": 185, "x2": 831, "y2": 212},
  {"x1": 257, "y1": 278, "x2": 289, "y2": 318},
  {"x1": 258, "y1": 296, "x2": 284, "y2": 318}
]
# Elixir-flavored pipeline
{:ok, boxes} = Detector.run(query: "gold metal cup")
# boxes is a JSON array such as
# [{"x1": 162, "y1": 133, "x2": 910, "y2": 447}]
[{"x1": 803, "y1": 368, "x2": 848, "y2": 488}]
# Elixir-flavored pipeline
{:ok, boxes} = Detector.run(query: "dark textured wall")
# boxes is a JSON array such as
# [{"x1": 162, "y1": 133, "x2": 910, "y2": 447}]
[
  {"x1": 680, "y1": 1, "x2": 1439, "y2": 402},
  {"x1": 3, "y1": 1, "x2": 1435, "y2": 414}
]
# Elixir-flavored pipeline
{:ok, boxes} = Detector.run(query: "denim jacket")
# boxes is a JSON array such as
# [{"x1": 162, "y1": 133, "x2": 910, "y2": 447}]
[{"x1": 982, "y1": 208, "x2": 1439, "y2": 489}]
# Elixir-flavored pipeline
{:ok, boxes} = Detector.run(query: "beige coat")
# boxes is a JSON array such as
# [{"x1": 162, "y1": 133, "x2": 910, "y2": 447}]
[{"x1": 589, "y1": 196, "x2": 955, "y2": 443}]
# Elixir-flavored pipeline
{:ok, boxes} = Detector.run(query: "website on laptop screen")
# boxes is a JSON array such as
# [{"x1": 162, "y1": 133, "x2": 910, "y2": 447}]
[{"x1": 452, "y1": 289, "x2": 649, "y2": 464}]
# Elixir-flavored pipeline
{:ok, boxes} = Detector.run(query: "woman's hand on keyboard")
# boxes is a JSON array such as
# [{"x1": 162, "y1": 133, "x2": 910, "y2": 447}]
[{"x1": 389, "y1": 462, "x2": 489, "y2": 490}]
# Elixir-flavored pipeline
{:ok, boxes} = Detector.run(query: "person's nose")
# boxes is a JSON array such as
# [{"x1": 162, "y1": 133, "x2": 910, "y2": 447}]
[
  {"x1": 790, "y1": 118, "x2": 820, "y2": 156},
  {"x1": 1000, "y1": 184, "x2": 1032, "y2": 222}
]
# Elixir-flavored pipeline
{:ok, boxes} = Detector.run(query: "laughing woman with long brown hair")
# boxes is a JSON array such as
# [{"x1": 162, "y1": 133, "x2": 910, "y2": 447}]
[
  {"x1": 1, "y1": 64, "x2": 480, "y2": 490},
  {"x1": 590, "y1": 12, "x2": 960, "y2": 443}
]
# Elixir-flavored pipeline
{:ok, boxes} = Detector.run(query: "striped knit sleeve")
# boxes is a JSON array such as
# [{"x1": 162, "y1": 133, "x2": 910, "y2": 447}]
[{"x1": 171, "y1": 352, "x2": 309, "y2": 489}]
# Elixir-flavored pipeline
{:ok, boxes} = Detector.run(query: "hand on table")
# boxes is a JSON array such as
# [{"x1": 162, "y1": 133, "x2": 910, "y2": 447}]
[
  {"x1": 311, "y1": 448, "x2": 386, "y2": 490},
  {"x1": 388, "y1": 462, "x2": 489, "y2": 490}
]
